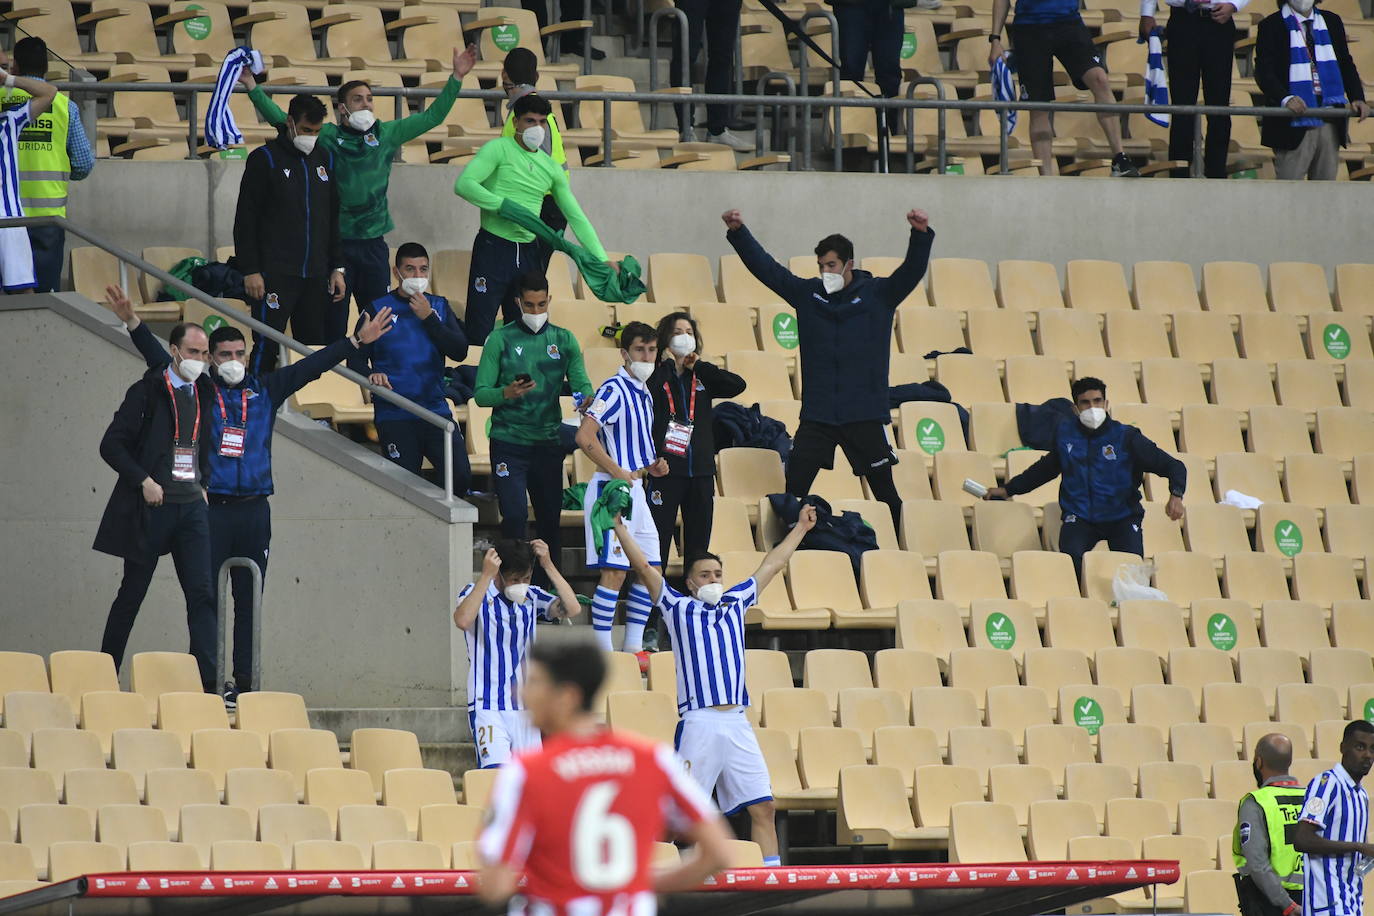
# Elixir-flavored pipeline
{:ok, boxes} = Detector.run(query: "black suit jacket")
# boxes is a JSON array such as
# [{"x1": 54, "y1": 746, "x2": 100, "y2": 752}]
[
  {"x1": 93, "y1": 366, "x2": 215, "y2": 562},
  {"x1": 1254, "y1": 8, "x2": 1365, "y2": 151}
]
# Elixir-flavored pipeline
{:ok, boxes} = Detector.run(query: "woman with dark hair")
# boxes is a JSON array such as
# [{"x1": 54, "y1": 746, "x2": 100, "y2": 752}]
[{"x1": 646, "y1": 311, "x2": 747, "y2": 566}]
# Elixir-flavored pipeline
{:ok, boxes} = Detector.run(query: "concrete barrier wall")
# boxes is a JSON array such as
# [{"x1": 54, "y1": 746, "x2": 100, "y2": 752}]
[
  {"x1": 0, "y1": 295, "x2": 476, "y2": 708},
  {"x1": 69, "y1": 160, "x2": 1370, "y2": 282}
]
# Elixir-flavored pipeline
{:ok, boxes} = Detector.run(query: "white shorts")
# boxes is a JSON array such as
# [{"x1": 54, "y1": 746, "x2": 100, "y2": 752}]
[
  {"x1": 584, "y1": 475, "x2": 660, "y2": 570},
  {"x1": 470, "y1": 707, "x2": 541, "y2": 768},
  {"x1": 0, "y1": 227, "x2": 35, "y2": 292},
  {"x1": 674, "y1": 706, "x2": 772, "y2": 816}
]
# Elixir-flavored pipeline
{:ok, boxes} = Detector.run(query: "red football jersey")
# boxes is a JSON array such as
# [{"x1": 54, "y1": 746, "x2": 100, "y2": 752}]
[{"x1": 479, "y1": 728, "x2": 716, "y2": 916}]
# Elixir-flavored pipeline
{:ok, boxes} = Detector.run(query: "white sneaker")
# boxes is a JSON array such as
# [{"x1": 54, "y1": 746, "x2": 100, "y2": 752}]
[{"x1": 707, "y1": 129, "x2": 754, "y2": 152}]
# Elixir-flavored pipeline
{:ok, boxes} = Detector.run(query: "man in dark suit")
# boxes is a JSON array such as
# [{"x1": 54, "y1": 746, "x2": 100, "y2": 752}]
[
  {"x1": 95, "y1": 322, "x2": 219, "y2": 692},
  {"x1": 1255, "y1": 0, "x2": 1369, "y2": 179}
]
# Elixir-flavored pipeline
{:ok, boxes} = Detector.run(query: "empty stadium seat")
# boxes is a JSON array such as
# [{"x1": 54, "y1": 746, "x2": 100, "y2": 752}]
[{"x1": 235, "y1": 692, "x2": 310, "y2": 755}]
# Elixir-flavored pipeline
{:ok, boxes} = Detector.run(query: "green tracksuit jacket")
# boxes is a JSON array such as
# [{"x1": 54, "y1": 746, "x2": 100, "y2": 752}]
[{"x1": 474, "y1": 320, "x2": 594, "y2": 445}]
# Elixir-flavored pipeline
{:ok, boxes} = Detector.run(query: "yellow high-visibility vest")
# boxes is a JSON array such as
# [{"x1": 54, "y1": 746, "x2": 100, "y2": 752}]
[{"x1": 8, "y1": 88, "x2": 73, "y2": 216}]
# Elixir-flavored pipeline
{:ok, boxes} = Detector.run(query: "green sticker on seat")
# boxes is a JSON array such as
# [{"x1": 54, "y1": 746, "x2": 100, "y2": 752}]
[
  {"x1": 492, "y1": 24, "x2": 520, "y2": 51},
  {"x1": 1273, "y1": 520, "x2": 1304, "y2": 557},
  {"x1": 1323, "y1": 323, "x2": 1351, "y2": 360},
  {"x1": 1365, "y1": 698, "x2": 1374, "y2": 722},
  {"x1": 203, "y1": 314, "x2": 226, "y2": 334},
  {"x1": 901, "y1": 32, "x2": 917, "y2": 59},
  {"x1": 218, "y1": 148, "x2": 246, "y2": 160},
  {"x1": 1073, "y1": 696, "x2": 1103, "y2": 735},
  {"x1": 1230, "y1": 168, "x2": 1258, "y2": 180},
  {"x1": 1207, "y1": 613, "x2": 1237, "y2": 651},
  {"x1": 915, "y1": 418, "x2": 945, "y2": 455},
  {"x1": 772, "y1": 312, "x2": 798, "y2": 349},
  {"x1": 945, "y1": 163, "x2": 964, "y2": 175},
  {"x1": 183, "y1": 4, "x2": 212, "y2": 40},
  {"x1": 985, "y1": 612, "x2": 1015, "y2": 650}
]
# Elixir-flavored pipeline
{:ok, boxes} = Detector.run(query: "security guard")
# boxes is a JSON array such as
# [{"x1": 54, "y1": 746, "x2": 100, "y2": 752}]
[
  {"x1": 106, "y1": 286, "x2": 393, "y2": 706},
  {"x1": 8, "y1": 37, "x2": 95, "y2": 292},
  {"x1": 1236, "y1": 733, "x2": 1305, "y2": 916}
]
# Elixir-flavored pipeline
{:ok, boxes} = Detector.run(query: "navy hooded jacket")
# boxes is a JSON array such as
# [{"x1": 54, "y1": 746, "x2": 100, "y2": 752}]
[
  {"x1": 1004, "y1": 415, "x2": 1187, "y2": 524},
  {"x1": 726, "y1": 224, "x2": 933, "y2": 426}
]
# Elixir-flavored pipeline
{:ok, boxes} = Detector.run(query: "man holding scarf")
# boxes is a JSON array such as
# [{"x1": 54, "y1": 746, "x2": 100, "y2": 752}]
[{"x1": 1255, "y1": 0, "x2": 1367, "y2": 179}]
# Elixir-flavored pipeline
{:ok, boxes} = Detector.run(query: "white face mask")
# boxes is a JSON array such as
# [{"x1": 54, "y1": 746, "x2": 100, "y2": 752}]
[
  {"x1": 1079, "y1": 406, "x2": 1108, "y2": 430},
  {"x1": 177, "y1": 356, "x2": 206, "y2": 382},
  {"x1": 344, "y1": 108, "x2": 376, "y2": 132},
  {"x1": 821, "y1": 270, "x2": 847, "y2": 294},
  {"x1": 521, "y1": 124, "x2": 547, "y2": 151},
  {"x1": 669, "y1": 333, "x2": 696, "y2": 357},
  {"x1": 522, "y1": 311, "x2": 549, "y2": 332},
  {"x1": 503, "y1": 583, "x2": 529, "y2": 604},
  {"x1": 216, "y1": 359, "x2": 246, "y2": 386},
  {"x1": 400, "y1": 277, "x2": 429, "y2": 297},
  {"x1": 292, "y1": 132, "x2": 317, "y2": 154},
  {"x1": 1290, "y1": 0, "x2": 1315, "y2": 13},
  {"x1": 695, "y1": 583, "x2": 725, "y2": 606},
  {"x1": 628, "y1": 360, "x2": 655, "y2": 382}
]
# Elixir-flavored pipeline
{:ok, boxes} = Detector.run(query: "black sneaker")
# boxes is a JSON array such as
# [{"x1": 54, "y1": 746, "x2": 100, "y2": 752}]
[
  {"x1": 222, "y1": 682, "x2": 240, "y2": 711},
  {"x1": 1112, "y1": 153, "x2": 1141, "y2": 177}
]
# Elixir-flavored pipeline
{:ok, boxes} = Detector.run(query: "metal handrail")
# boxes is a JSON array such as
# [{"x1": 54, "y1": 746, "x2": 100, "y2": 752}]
[
  {"x1": 217, "y1": 557, "x2": 263, "y2": 694},
  {"x1": 51, "y1": 79, "x2": 1354, "y2": 175},
  {"x1": 0, "y1": 214, "x2": 462, "y2": 503},
  {"x1": 645, "y1": 6, "x2": 691, "y2": 137}
]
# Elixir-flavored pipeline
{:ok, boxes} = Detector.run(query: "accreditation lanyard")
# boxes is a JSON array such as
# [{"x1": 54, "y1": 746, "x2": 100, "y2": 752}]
[
  {"x1": 215, "y1": 387, "x2": 250, "y2": 459},
  {"x1": 661, "y1": 373, "x2": 698, "y2": 457},
  {"x1": 166, "y1": 375, "x2": 202, "y2": 480}
]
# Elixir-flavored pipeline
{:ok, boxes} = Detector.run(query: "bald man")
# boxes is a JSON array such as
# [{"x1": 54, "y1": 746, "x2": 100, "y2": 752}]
[{"x1": 1235, "y1": 734, "x2": 1305, "y2": 916}]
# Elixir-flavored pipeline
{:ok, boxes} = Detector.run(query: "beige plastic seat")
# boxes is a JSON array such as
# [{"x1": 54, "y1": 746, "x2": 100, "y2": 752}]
[
  {"x1": 209, "y1": 839, "x2": 285, "y2": 871},
  {"x1": 1239, "y1": 314, "x2": 1307, "y2": 364},
  {"x1": 1154, "y1": 551, "x2": 1224, "y2": 605},
  {"x1": 1190, "y1": 599, "x2": 1262, "y2": 658},
  {"x1": 760, "y1": 689, "x2": 830, "y2": 752},
  {"x1": 253, "y1": 804, "x2": 329, "y2": 866},
  {"x1": 93, "y1": 804, "x2": 166, "y2": 859},
  {"x1": 1141, "y1": 358, "x2": 1208, "y2": 408},
  {"x1": 1005, "y1": 355, "x2": 1070, "y2": 404},
  {"x1": 1133, "y1": 684, "x2": 1200, "y2": 737},
  {"x1": 1080, "y1": 551, "x2": 1145, "y2": 602},
  {"x1": 606, "y1": 692, "x2": 677, "y2": 747},
  {"x1": 791, "y1": 550, "x2": 889, "y2": 628},
  {"x1": 1168, "y1": 648, "x2": 1238, "y2": 707},
  {"x1": 291, "y1": 839, "x2": 367, "y2": 870},
  {"x1": 987, "y1": 764, "x2": 1057, "y2": 827},
  {"x1": 1064, "y1": 259, "x2": 1132, "y2": 312},
  {"x1": 1135, "y1": 261, "x2": 1201, "y2": 313},
  {"x1": 1042, "y1": 597, "x2": 1117, "y2": 657},
  {"x1": 969, "y1": 599, "x2": 1042, "y2": 664},
  {"x1": 0, "y1": 735, "x2": 21, "y2": 772},
  {"x1": 349, "y1": 727, "x2": 423, "y2": 797},
  {"x1": 18, "y1": 804, "x2": 93, "y2": 878},
  {"x1": 1183, "y1": 504, "x2": 1251, "y2": 560},
  {"x1": 143, "y1": 769, "x2": 216, "y2": 839},
  {"x1": 936, "y1": 354, "x2": 1007, "y2": 405},
  {"x1": 110, "y1": 730, "x2": 184, "y2": 800},
  {"x1": 1038, "y1": 309, "x2": 1106, "y2": 358},
  {"x1": 1268, "y1": 262, "x2": 1331, "y2": 314},
  {"x1": 1026, "y1": 799, "x2": 1100, "y2": 860},
  {"x1": 1023, "y1": 649, "x2": 1094, "y2": 699},
  {"x1": 64, "y1": 769, "x2": 138, "y2": 821},
  {"x1": 1212, "y1": 358, "x2": 1279, "y2": 409},
  {"x1": 718, "y1": 448, "x2": 785, "y2": 508},
  {"x1": 1308, "y1": 314, "x2": 1373, "y2": 364},
  {"x1": 1139, "y1": 761, "x2": 1208, "y2": 829},
  {"x1": 1105, "y1": 311, "x2": 1174, "y2": 361},
  {"x1": 1261, "y1": 600, "x2": 1331, "y2": 653},
  {"x1": 836, "y1": 765, "x2": 932, "y2": 849},
  {"x1": 897, "y1": 402, "x2": 968, "y2": 462},
  {"x1": 234, "y1": 692, "x2": 310, "y2": 755},
  {"x1": 1065, "y1": 763, "x2": 1135, "y2": 828},
  {"x1": 1276, "y1": 361, "x2": 1343, "y2": 412},
  {"x1": 835, "y1": 690, "x2": 905, "y2": 758},
  {"x1": 1201, "y1": 682, "x2": 1273, "y2": 750},
  {"x1": 1185, "y1": 869, "x2": 1242, "y2": 916},
  {"x1": 897, "y1": 309, "x2": 965, "y2": 358},
  {"x1": 1333, "y1": 263, "x2": 1374, "y2": 315},
  {"x1": 1095, "y1": 648, "x2": 1165, "y2": 711},
  {"x1": 1309, "y1": 648, "x2": 1374, "y2": 695},
  {"x1": 947, "y1": 726, "x2": 1019, "y2": 792},
  {"x1": 1179, "y1": 404, "x2": 1246, "y2": 458},
  {"x1": 1098, "y1": 723, "x2": 1168, "y2": 775},
  {"x1": 948, "y1": 801, "x2": 1028, "y2": 863},
  {"x1": 1238, "y1": 649, "x2": 1306, "y2": 716},
  {"x1": 1202, "y1": 261, "x2": 1270, "y2": 315},
  {"x1": 858, "y1": 551, "x2": 930, "y2": 629},
  {"x1": 1168, "y1": 311, "x2": 1240, "y2": 363},
  {"x1": 1022, "y1": 723, "x2": 1094, "y2": 789},
  {"x1": 1179, "y1": 797, "x2": 1241, "y2": 843},
  {"x1": 967, "y1": 310, "x2": 1035, "y2": 358},
  {"x1": 179, "y1": 804, "x2": 252, "y2": 867},
  {"x1": 1212, "y1": 759, "x2": 1259, "y2": 801},
  {"x1": 985, "y1": 685, "x2": 1053, "y2": 744},
  {"x1": 997, "y1": 260, "x2": 1065, "y2": 312},
  {"x1": 48, "y1": 841, "x2": 124, "y2": 883},
  {"x1": 928, "y1": 258, "x2": 997, "y2": 311},
  {"x1": 1315, "y1": 407, "x2": 1374, "y2": 463},
  {"x1": 269, "y1": 729, "x2": 342, "y2": 798},
  {"x1": 1244, "y1": 720, "x2": 1313, "y2": 760},
  {"x1": 1, "y1": 773, "x2": 58, "y2": 839},
  {"x1": 1332, "y1": 601, "x2": 1374, "y2": 656},
  {"x1": 802, "y1": 649, "x2": 873, "y2": 718},
  {"x1": 1255, "y1": 503, "x2": 1323, "y2": 557},
  {"x1": 223, "y1": 768, "x2": 295, "y2": 823},
  {"x1": 935, "y1": 551, "x2": 1007, "y2": 614},
  {"x1": 337, "y1": 804, "x2": 408, "y2": 862},
  {"x1": 129, "y1": 653, "x2": 202, "y2": 719},
  {"x1": 191, "y1": 729, "x2": 267, "y2": 793},
  {"x1": 972, "y1": 503, "x2": 1039, "y2": 561},
  {"x1": 1223, "y1": 553, "x2": 1293, "y2": 611},
  {"x1": 1293, "y1": 553, "x2": 1362, "y2": 609},
  {"x1": 303, "y1": 768, "x2": 375, "y2": 831},
  {"x1": 46, "y1": 651, "x2": 120, "y2": 715},
  {"x1": 1171, "y1": 723, "x2": 1240, "y2": 777},
  {"x1": 30, "y1": 729, "x2": 104, "y2": 790},
  {"x1": 371, "y1": 839, "x2": 446, "y2": 870},
  {"x1": 0, "y1": 655, "x2": 49, "y2": 718},
  {"x1": 81, "y1": 692, "x2": 150, "y2": 759},
  {"x1": 419, "y1": 803, "x2": 485, "y2": 853},
  {"x1": 910, "y1": 686, "x2": 982, "y2": 757},
  {"x1": 648, "y1": 253, "x2": 716, "y2": 303},
  {"x1": 1273, "y1": 685, "x2": 1342, "y2": 732},
  {"x1": 754, "y1": 728, "x2": 828, "y2": 813},
  {"x1": 947, "y1": 648, "x2": 1019, "y2": 714},
  {"x1": 4, "y1": 693, "x2": 76, "y2": 749},
  {"x1": 906, "y1": 766, "x2": 981, "y2": 838},
  {"x1": 157, "y1": 693, "x2": 230, "y2": 757},
  {"x1": 1285, "y1": 454, "x2": 1351, "y2": 509},
  {"x1": 0, "y1": 843, "x2": 36, "y2": 881},
  {"x1": 797, "y1": 727, "x2": 866, "y2": 797},
  {"x1": 1144, "y1": 833, "x2": 1218, "y2": 907},
  {"x1": 1119, "y1": 599, "x2": 1192, "y2": 662},
  {"x1": 1103, "y1": 796, "x2": 1172, "y2": 855},
  {"x1": 742, "y1": 649, "x2": 793, "y2": 726},
  {"x1": 126, "y1": 840, "x2": 200, "y2": 871},
  {"x1": 871, "y1": 727, "x2": 941, "y2": 791},
  {"x1": 1076, "y1": 359, "x2": 1147, "y2": 407}
]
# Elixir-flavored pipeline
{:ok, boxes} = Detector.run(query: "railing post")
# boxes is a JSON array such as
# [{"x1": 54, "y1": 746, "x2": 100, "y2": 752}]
[
  {"x1": 601, "y1": 98, "x2": 614, "y2": 166},
  {"x1": 998, "y1": 109, "x2": 1009, "y2": 175},
  {"x1": 1191, "y1": 113, "x2": 1204, "y2": 178},
  {"x1": 443, "y1": 424, "x2": 455, "y2": 502},
  {"x1": 185, "y1": 88, "x2": 198, "y2": 160},
  {"x1": 646, "y1": 7, "x2": 689, "y2": 137},
  {"x1": 755, "y1": 72, "x2": 798, "y2": 169},
  {"x1": 217, "y1": 557, "x2": 264, "y2": 692}
]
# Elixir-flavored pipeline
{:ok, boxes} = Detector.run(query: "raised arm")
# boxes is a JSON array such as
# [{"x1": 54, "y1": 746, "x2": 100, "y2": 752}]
[
  {"x1": 531, "y1": 539, "x2": 581, "y2": 619},
  {"x1": 454, "y1": 548, "x2": 500, "y2": 631},
  {"x1": 389, "y1": 45, "x2": 477, "y2": 144},
  {"x1": 986, "y1": 449, "x2": 1062, "y2": 501},
  {"x1": 549, "y1": 170, "x2": 608, "y2": 262},
  {"x1": 104, "y1": 286, "x2": 172, "y2": 369},
  {"x1": 0, "y1": 56, "x2": 57, "y2": 119},
  {"x1": 612, "y1": 515, "x2": 664, "y2": 603},
  {"x1": 722, "y1": 210, "x2": 811, "y2": 304},
  {"x1": 752, "y1": 504, "x2": 817, "y2": 593},
  {"x1": 873, "y1": 210, "x2": 934, "y2": 308},
  {"x1": 264, "y1": 307, "x2": 393, "y2": 406},
  {"x1": 238, "y1": 68, "x2": 287, "y2": 127}
]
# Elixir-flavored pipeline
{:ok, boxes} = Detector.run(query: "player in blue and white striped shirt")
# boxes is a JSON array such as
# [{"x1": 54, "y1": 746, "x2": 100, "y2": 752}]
[
  {"x1": 453, "y1": 538, "x2": 581, "y2": 768},
  {"x1": 0, "y1": 51, "x2": 56, "y2": 293},
  {"x1": 574, "y1": 321, "x2": 669, "y2": 664},
  {"x1": 1296, "y1": 720, "x2": 1374, "y2": 916},
  {"x1": 612, "y1": 503, "x2": 818, "y2": 867}
]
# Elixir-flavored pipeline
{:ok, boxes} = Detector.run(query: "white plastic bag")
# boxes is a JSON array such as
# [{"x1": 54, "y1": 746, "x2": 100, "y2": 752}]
[{"x1": 1112, "y1": 562, "x2": 1168, "y2": 605}]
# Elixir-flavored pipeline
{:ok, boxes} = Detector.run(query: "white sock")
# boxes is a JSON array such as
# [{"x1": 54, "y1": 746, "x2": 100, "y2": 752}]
[
  {"x1": 621, "y1": 582, "x2": 653, "y2": 653},
  {"x1": 763, "y1": 855, "x2": 781, "y2": 867},
  {"x1": 591, "y1": 585, "x2": 617, "y2": 652}
]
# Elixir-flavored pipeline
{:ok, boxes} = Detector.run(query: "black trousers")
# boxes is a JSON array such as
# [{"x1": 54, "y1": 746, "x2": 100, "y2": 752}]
[
  {"x1": 1166, "y1": 10, "x2": 1236, "y2": 178},
  {"x1": 465, "y1": 229, "x2": 542, "y2": 345},
  {"x1": 671, "y1": 0, "x2": 742, "y2": 134},
  {"x1": 249, "y1": 273, "x2": 334, "y2": 375},
  {"x1": 836, "y1": 0, "x2": 903, "y2": 99},
  {"x1": 491, "y1": 438, "x2": 566, "y2": 582},
  {"x1": 340, "y1": 237, "x2": 391, "y2": 341},
  {"x1": 27, "y1": 224, "x2": 64, "y2": 293},
  {"x1": 1059, "y1": 513, "x2": 1144, "y2": 578},
  {"x1": 101, "y1": 499, "x2": 218, "y2": 691},
  {"x1": 377, "y1": 417, "x2": 472, "y2": 496},
  {"x1": 209, "y1": 497, "x2": 270, "y2": 691},
  {"x1": 649, "y1": 475, "x2": 717, "y2": 562},
  {"x1": 1235, "y1": 874, "x2": 1301, "y2": 916}
]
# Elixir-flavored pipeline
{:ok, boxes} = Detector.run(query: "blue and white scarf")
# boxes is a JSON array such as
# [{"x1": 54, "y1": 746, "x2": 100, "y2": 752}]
[
  {"x1": 992, "y1": 52, "x2": 1018, "y2": 135},
  {"x1": 205, "y1": 47, "x2": 264, "y2": 149},
  {"x1": 1284, "y1": 4, "x2": 1347, "y2": 127},
  {"x1": 1144, "y1": 27, "x2": 1170, "y2": 126}
]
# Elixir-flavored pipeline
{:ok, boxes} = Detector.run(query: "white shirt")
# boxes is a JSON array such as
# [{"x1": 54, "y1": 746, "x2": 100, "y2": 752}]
[
  {"x1": 458, "y1": 580, "x2": 558, "y2": 711},
  {"x1": 0, "y1": 101, "x2": 33, "y2": 219},
  {"x1": 658, "y1": 578, "x2": 758, "y2": 714},
  {"x1": 1140, "y1": 0, "x2": 1249, "y2": 21},
  {"x1": 1300, "y1": 763, "x2": 1370, "y2": 916},
  {"x1": 584, "y1": 367, "x2": 656, "y2": 474}
]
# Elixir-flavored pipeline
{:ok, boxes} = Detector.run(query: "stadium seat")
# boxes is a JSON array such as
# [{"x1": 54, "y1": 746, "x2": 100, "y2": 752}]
[
  {"x1": 1186, "y1": 869, "x2": 1242, "y2": 916},
  {"x1": 1077, "y1": 359, "x2": 1147, "y2": 406},
  {"x1": 969, "y1": 599, "x2": 1042, "y2": 665},
  {"x1": 1224, "y1": 553, "x2": 1294, "y2": 611},
  {"x1": 797, "y1": 727, "x2": 866, "y2": 795},
  {"x1": 606, "y1": 692, "x2": 677, "y2": 747},
  {"x1": 897, "y1": 402, "x2": 968, "y2": 461},
  {"x1": 648, "y1": 253, "x2": 716, "y2": 303},
  {"x1": 1179, "y1": 405, "x2": 1246, "y2": 457},
  {"x1": 836, "y1": 766, "x2": 932, "y2": 849},
  {"x1": 1203, "y1": 261, "x2": 1270, "y2": 315},
  {"x1": 1172, "y1": 312, "x2": 1242, "y2": 362},
  {"x1": 1309, "y1": 648, "x2": 1374, "y2": 695},
  {"x1": 224, "y1": 768, "x2": 295, "y2": 823},
  {"x1": 64, "y1": 769, "x2": 138, "y2": 822},
  {"x1": 761, "y1": 689, "x2": 830, "y2": 752},
  {"x1": 1307, "y1": 314, "x2": 1373, "y2": 364},
  {"x1": 291, "y1": 839, "x2": 366, "y2": 870},
  {"x1": 31, "y1": 729, "x2": 104, "y2": 790},
  {"x1": 126, "y1": 840, "x2": 200, "y2": 871},
  {"x1": 836, "y1": 689, "x2": 906, "y2": 757},
  {"x1": 269, "y1": 729, "x2": 343, "y2": 798},
  {"x1": 46, "y1": 651, "x2": 118, "y2": 717},
  {"x1": 1023, "y1": 649, "x2": 1095, "y2": 698},
  {"x1": 873, "y1": 727, "x2": 942, "y2": 791},
  {"x1": 1261, "y1": 600, "x2": 1331, "y2": 654},
  {"x1": 0, "y1": 738, "x2": 21, "y2": 773},
  {"x1": 1168, "y1": 648, "x2": 1238, "y2": 706},
  {"x1": 1171, "y1": 723, "x2": 1240, "y2": 776},
  {"x1": 998, "y1": 260, "x2": 1065, "y2": 311},
  {"x1": 234, "y1": 693, "x2": 310, "y2": 756},
  {"x1": 1256, "y1": 504, "x2": 1324, "y2": 560},
  {"x1": 381, "y1": 769, "x2": 458, "y2": 837},
  {"x1": 1268, "y1": 262, "x2": 1330, "y2": 314},
  {"x1": 949, "y1": 802, "x2": 1027, "y2": 863},
  {"x1": 985, "y1": 685, "x2": 1053, "y2": 745},
  {"x1": 1183, "y1": 504, "x2": 1251, "y2": 560},
  {"x1": 936, "y1": 551, "x2": 1008, "y2": 612},
  {"x1": 755, "y1": 728, "x2": 831, "y2": 812},
  {"x1": 1142, "y1": 358, "x2": 1209, "y2": 408},
  {"x1": 179, "y1": 804, "x2": 253, "y2": 867},
  {"x1": 1098, "y1": 723, "x2": 1169, "y2": 776},
  {"x1": 1155, "y1": 550, "x2": 1224, "y2": 604},
  {"x1": 94, "y1": 805, "x2": 165, "y2": 858},
  {"x1": 1190, "y1": 599, "x2": 1261, "y2": 657},
  {"x1": 1065, "y1": 260, "x2": 1133, "y2": 312},
  {"x1": 1331, "y1": 601, "x2": 1374, "y2": 656},
  {"x1": 110, "y1": 730, "x2": 184, "y2": 800},
  {"x1": 47, "y1": 840, "x2": 123, "y2": 883},
  {"x1": 372, "y1": 840, "x2": 446, "y2": 870},
  {"x1": 948, "y1": 648, "x2": 1019, "y2": 713},
  {"x1": 416, "y1": 804, "x2": 484, "y2": 849},
  {"x1": 948, "y1": 726, "x2": 1019, "y2": 791},
  {"x1": 127, "y1": 653, "x2": 200, "y2": 719},
  {"x1": 450, "y1": 842, "x2": 480, "y2": 870},
  {"x1": 1065, "y1": 763, "x2": 1135, "y2": 828},
  {"x1": 802, "y1": 649, "x2": 874, "y2": 718},
  {"x1": 1135, "y1": 261, "x2": 1201, "y2": 313},
  {"x1": 1042, "y1": 596, "x2": 1117, "y2": 656},
  {"x1": 1133, "y1": 684, "x2": 1200, "y2": 736},
  {"x1": 1104, "y1": 796, "x2": 1172, "y2": 855},
  {"x1": 1139, "y1": 761, "x2": 1207, "y2": 829},
  {"x1": 691, "y1": 306, "x2": 760, "y2": 358},
  {"x1": 1238, "y1": 649, "x2": 1306, "y2": 716},
  {"x1": 1144, "y1": 833, "x2": 1217, "y2": 906},
  {"x1": 901, "y1": 501, "x2": 970, "y2": 557},
  {"x1": 350, "y1": 728, "x2": 424, "y2": 797},
  {"x1": 858, "y1": 551, "x2": 929, "y2": 628},
  {"x1": 872, "y1": 650, "x2": 941, "y2": 713},
  {"x1": 911, "y1": 687, "x2": 982, "y2": 757},
  {"x1": 303, "y1": 768, "x2": 379, "y2": 831},
  {"x1": 210, "y1": 839, "x2": 285, "y2": 871},
  {"x1": 1200, "y1": 682, "x2": 1273, "y2": 755},
  {"x1": 80, "y1": 692, "x2": 149, "y2": 759},
  {"x1": 1106, "y1": 311, "x2": 1174, "y2": 361},
  {"x1": 969, "y1": 311, "x2": 1036, "y2": 359},
  {"x1": 1038, "y1": 309, "x2": 1106, "y2": 358},
  {"x1": 1210, "y1": 358, "x2": 1278, "y2": 410},
  {"x1": 1026, "y1": 800, "x2": 1100, "y2": 861},
  {"x1": 1276, "y1": 361, "x2": 1342, "y2": 412},
  {"x1": 972, "y1": 503, "x2": 1039, "y2": 560},
  {"x1": 158, "y1": 693, "x2": 230, "y2": 757},
  {"x1": 936, "y1": 354, "x2": 1006, "y2": 405},
  {"x1": 718, "y1": 448, "x2": 785, "y2": 508},
  {"x1": 1293, "y1": 553, "x2": 1362, "y2": 608},
  {"x1": 1315, "y1": 408, "x2": 1374, "y2": 466},
  {"x1": 1095, "y1": 648, "x2": 1165, "y2": 710},
  {"x1": 1239, "y1": 314, "x2": 1307, "y2": 364},
  {"x1": 1244, "y1": 721, "x2": 1313, "y2": 759},
  {"x1": 191, "y1": 729, "x2": 267, "y2": 793},
  {"x1": 912, "y1": 765, "x2": 983, "y2": 833},
  {"x1": 337, "y1": 804, "x2": 408, "y2": 862},
  {"x1": 897, "y1": 309, "x2": 967, "y2": 357},
  {"x1": 1080, "y1": 551, "x2": 1146, "y2": 603},
  {"x1": 929, "y1": 258, "x2": 998, "y2": 312},
  {"x1": 1119, "y1": 599, "x2": 1192, "y2": 661},
  {"x1": 1022, "y1": 723, "x2": 1094, "y2": 791}
]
